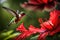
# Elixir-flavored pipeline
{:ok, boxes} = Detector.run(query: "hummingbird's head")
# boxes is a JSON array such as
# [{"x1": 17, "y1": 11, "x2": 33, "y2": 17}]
[{"x1": 19, "y1": 12, "x2": 25, "y2": 17}]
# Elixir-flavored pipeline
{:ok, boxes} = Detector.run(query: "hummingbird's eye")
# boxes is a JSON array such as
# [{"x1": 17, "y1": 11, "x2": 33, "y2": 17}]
[
  {"x1": 21, "y1": 13, "x2": 25, "y2": 16},
  {"x1": 20, "y1": 12, "x2": 25, "y2": 16}
]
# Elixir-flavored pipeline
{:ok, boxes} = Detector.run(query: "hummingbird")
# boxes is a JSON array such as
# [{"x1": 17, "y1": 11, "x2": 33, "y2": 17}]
[{"x1": 2, "y1": 7, "x2": 25, "y2": 26}]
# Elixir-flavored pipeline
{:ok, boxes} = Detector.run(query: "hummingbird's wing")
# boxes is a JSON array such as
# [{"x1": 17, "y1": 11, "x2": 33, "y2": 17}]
[
  {"x1": 2, "y1": 6, "x2": 19, "y2": 18},
  {"x1": 8, "y1": 17, "x2": 16, "y2": 26},
  {"x1": 16, "y1": 10, "x2": 20, "y2": 14}
]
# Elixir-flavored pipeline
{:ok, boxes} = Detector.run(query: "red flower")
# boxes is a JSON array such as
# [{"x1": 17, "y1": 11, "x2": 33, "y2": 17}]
[
  {"x1": 16, "y1": 23, "x2": 27, "y2": 33},
  {"x1": 38, "y1": 10, "x2": 60, "y2": 40},
  {"x1": 15, "y1": 23, "x2": 33, "y2": 40},
  {"x1": 15, "y1": 23, "x2": 48, "y2": 40},
  {"x1": 15, "y1": 23, "x2": 41, "y2": 40},
  {"x1": 40, "y1": 10, "x2": 60, "y2": 30},
  {"x1": 21, "y1": 0, "x2": 56, "y2": 11},
  {"x1": 50, "y1": 26, "x2": 60, "y2": 36}
]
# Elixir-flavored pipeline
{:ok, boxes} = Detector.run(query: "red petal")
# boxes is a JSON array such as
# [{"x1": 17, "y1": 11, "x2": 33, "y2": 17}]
[
  {"x1": 38, "y1": 18, "x2": 43, "y2": 23},
  {"x1": 15, "y1": 32, "x2": 32, "y2": 40},
  {"x1": 42, "y1": 0, "x2": 48, "y2": 3},
  {"x1": 29, "y1": 25, "x2": 38, "y2": 33},
  {"x1": 50, "y1": 26, "x2": 60, "y2": 36},
  {"x1": 49, "y1": 10, "x2": 60, "y2": 27},
  {"x1": 16, "y1": 23, "x2": 27, "y2": 32},
  {"x1": 28, "y1": 0, "x2": 40, "y2": 5},
  {"x1": 29, "y1": 25, "x2": 46, "y2": 33},
  {"x1": 21, "y1": 0, "x2": 56, "y2": 11},
  {"x1": 38, "y1": 32, "x2": 48, "y2": 40},
  {"x1": 29, "y1": 25, "x2": 36, "y2": 30},
  {"x1": 40, "y1": 21, "x2": 53, "y2": 30}
]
